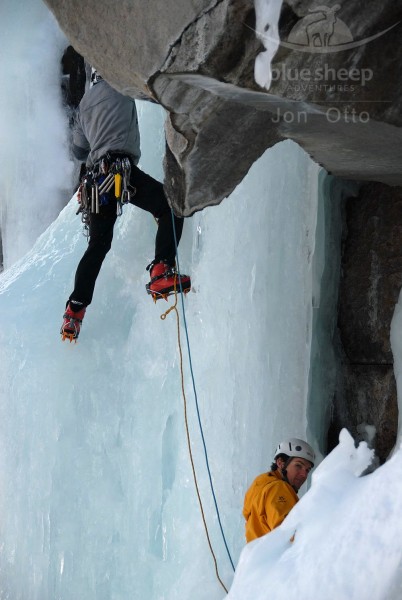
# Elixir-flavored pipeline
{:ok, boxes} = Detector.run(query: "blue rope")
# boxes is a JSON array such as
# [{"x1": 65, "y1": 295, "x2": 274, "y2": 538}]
[{"x1": 171, "y1": 209, "x2": 236, "y2": 572}]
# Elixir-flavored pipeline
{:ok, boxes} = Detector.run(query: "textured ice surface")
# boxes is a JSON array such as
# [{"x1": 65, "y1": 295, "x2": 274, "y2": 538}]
[{"x1": 0, "y1": 0, "x2": 72, "y2": 268}]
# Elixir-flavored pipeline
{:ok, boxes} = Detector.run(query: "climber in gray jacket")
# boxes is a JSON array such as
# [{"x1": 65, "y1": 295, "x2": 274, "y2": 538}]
[
  {"x1": 61, "y1": 70, "x2": 191, "y2": 342},
  {"x1": 71, "y1": 72, "x2": 141, "y2": 168}
]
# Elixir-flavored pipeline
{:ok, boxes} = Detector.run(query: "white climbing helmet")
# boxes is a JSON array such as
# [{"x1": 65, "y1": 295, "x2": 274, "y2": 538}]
[{"x1": 274, "y1": 438, "x2": 315, "y2": 466}]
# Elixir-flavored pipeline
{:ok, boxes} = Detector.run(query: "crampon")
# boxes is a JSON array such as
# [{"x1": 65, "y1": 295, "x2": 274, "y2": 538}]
[
  {"x1": 60, "y1": 304, "x2": 86, "y2": 342},
  {"x1": 146, "y1": 262, "x2": 191, "y2": 303}
]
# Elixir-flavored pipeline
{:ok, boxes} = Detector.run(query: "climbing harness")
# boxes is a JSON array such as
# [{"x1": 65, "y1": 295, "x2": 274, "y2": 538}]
[
  {"x1": 157, "y1": 210, "x2": 236, "y2": 594},
  {"x1": 76, "y1": 153, "x2": 136, "y2": 236}
]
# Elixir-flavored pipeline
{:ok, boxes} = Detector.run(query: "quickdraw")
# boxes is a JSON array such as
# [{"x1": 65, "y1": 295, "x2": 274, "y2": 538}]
[{"x1": 76, "y1": 153, "x2": 136, "y2": 236}]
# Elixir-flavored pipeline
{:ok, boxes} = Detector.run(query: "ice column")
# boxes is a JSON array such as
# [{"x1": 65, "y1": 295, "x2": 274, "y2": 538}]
[{"x1": 254, "y1": 0, "x2": 283, "y2": 89}]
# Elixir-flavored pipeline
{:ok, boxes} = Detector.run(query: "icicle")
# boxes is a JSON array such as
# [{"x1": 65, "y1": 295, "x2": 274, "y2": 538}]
[{"x1": 254, "y1": 0, "x2": 283, "y2": 90}]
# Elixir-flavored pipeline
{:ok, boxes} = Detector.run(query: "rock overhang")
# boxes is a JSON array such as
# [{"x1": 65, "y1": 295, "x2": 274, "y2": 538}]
[{"x1": 44, "y1": 0, "x2": 402, "y2": 216}]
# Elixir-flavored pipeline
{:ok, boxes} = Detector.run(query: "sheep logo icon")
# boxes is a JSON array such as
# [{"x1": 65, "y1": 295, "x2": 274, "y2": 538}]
[
  {"x1": 277, "y1": 4, "x2": 399, "y2": 54},
  {"x1": 253, "y1": 1, "x2": 399, "y2": 88},
  {"x1": 288, "y1": 4, "x2": 352, "y2": 49}
]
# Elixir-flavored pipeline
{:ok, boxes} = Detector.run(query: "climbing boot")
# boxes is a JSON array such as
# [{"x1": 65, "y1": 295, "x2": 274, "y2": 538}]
[
  {"x1": 61, "y1": 301, "x2": 86, "y2": 342},
  {"x1": 146, "y1": 261, "x2": 191, "y2": 301}
]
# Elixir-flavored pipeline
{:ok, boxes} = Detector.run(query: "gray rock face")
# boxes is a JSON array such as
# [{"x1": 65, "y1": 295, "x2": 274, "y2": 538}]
[
  {"x1": 330, "y1": 183, "x2": 402, "y2": 463},
  {"x1": 44, "y1": 0, "x2": 402, "y2": 215},
  {"x1": 47, "y1": 0, "x2": 218, "y2": 100},
  {"x1": 339, "y1": 184, "x2": 402, "y2": 365}
]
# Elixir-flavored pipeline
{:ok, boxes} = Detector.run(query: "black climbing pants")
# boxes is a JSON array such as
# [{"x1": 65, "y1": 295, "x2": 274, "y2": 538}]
[{"x1": 69, "y1": 164, "x2": 184, "y2": 307}]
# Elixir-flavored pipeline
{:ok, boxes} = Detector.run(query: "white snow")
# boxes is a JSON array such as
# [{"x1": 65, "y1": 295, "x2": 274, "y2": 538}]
[
  {"x1": 229, "y1": 430, "x2": 402, "y2": 600},
  {"x1": 0, "y1": 1, "x2": 401, "y2": 599}
]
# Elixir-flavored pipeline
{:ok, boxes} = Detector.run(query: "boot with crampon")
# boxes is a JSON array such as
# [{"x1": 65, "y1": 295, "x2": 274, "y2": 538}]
[
  {"x1": 145, "y1": 261, "x2": 191, "y2": 301},
  {"x1": 60, "y1": 301, "x2": 86, "y2": 342}
]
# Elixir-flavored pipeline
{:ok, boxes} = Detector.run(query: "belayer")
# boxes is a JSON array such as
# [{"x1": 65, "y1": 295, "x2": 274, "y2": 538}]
[
  {"x1": 61, "y1": 69, "x2": 191, "y2": 342},
  {"x1": 243, "y1": 438, "x2": 315, "y2": 542}
]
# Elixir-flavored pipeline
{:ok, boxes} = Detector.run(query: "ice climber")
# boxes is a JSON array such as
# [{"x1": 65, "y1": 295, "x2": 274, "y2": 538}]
[
  {"x1": 243, "y1": 438, "x2": 315, "y2": 542},
  {"x1": 61, "y1": 69, "x2": 191, "y2": 342}
]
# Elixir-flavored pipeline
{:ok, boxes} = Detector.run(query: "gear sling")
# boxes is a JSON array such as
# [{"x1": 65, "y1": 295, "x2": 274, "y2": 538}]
[{"x1": 77, "y1": 152, "x2": 135, "y2": 235}]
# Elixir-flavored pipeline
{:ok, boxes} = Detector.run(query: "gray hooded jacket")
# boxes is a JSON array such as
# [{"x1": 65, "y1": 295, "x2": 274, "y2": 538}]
[{"x1": 72, "y1": 80, "x2": 141, "y2": 167}]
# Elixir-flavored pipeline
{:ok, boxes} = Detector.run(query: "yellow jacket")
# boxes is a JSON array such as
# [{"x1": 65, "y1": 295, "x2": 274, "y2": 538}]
[{"x1": 243, "y1": 469, "x2": 298, "y2": 542}]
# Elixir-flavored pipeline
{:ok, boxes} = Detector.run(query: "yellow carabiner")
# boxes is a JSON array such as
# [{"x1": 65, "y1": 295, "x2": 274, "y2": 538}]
[{"x1": 114, "y1": 173, "x2": 122, "y2": 199}]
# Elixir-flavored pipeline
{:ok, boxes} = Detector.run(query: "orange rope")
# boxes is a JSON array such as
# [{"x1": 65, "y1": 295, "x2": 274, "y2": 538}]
[{"x1": 160, "y1": 278, "x2": 229, "y2": 594}]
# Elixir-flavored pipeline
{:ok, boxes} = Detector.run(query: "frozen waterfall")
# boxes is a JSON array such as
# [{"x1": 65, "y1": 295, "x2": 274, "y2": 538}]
[{"x1": 0, "y1": 1, "x2": 401, "y2": 599}]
